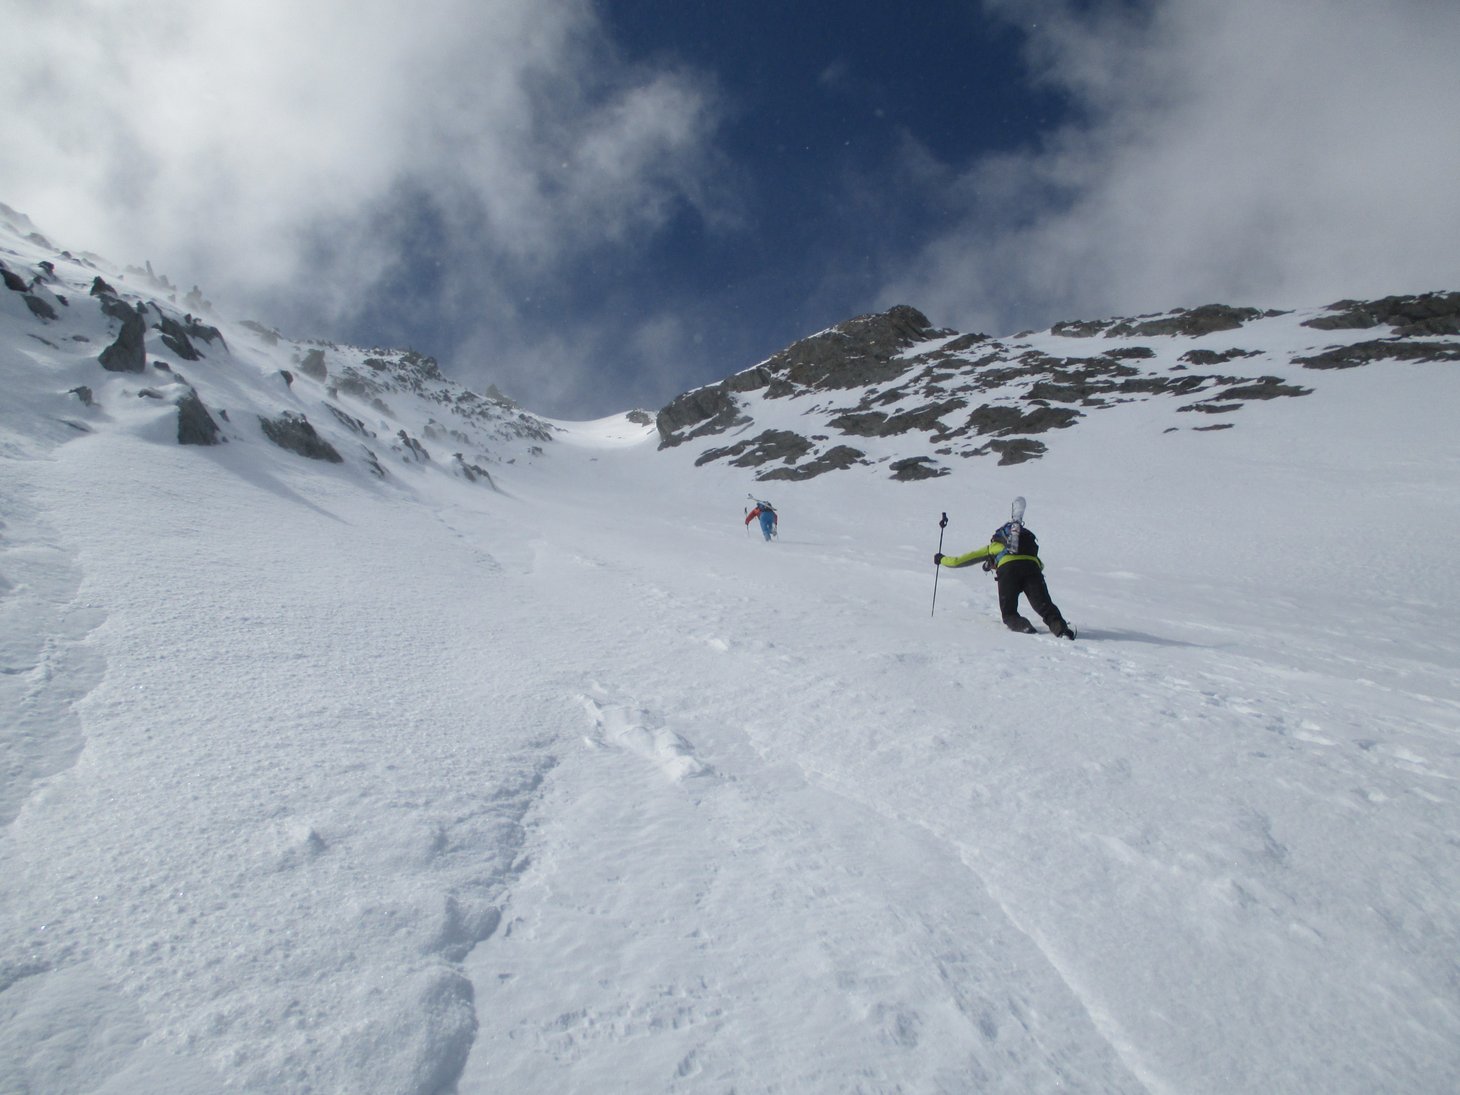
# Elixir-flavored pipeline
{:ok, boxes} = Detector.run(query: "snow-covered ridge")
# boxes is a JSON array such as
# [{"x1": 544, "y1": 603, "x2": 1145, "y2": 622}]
[
  {"x1": 0, "y1": 202, "x2": 567, "y2": 493},
  {"x1": 656, "y1": 296, "x2": 1460, "y2": 481}
]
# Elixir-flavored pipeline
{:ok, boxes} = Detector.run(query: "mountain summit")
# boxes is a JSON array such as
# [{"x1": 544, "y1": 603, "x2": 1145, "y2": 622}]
[{"x1": 656, "y1": 295, "x2": 1460, "y2": 481}]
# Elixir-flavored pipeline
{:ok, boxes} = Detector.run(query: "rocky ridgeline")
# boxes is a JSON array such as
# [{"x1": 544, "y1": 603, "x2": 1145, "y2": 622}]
[
  {"x1": 656, "y1": 294, "x2": 1460, "y2": 481},
  {"x1": 0, "y1": 203, "x2": 552, "y2": 487}
]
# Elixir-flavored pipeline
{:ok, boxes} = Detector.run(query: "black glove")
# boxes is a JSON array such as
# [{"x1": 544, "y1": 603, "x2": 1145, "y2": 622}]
[{"x1": 933, "y1": 552, "x2": 944, "y2": 565}]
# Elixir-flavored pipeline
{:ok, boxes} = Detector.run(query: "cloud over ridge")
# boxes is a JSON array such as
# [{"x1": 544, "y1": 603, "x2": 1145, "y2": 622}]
[{"x1": 889, "y1": 0, "x2": 1460, "y2": 335}]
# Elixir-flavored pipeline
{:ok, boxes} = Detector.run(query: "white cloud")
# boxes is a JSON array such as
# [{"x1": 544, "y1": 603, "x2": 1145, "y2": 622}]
[
  {"x1": 888, "y1": 0, "x2": 1460, "y2": 334},
  {"x1": 0, "y1": 0, "x2": 725, "y2": 350}
]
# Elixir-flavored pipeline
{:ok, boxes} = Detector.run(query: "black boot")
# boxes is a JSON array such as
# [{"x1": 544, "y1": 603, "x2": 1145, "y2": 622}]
[{"x1": 1003, "y1": 615, "x2": 1037, "y2": 634}]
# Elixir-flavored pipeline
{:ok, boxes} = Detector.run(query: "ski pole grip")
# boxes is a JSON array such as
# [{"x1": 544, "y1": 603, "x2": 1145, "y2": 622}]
[{"x1": 939, "y1": 512, "x2": 948, "y2": 528}]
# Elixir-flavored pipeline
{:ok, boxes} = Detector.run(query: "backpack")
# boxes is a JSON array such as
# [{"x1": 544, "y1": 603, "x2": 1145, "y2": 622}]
[{"x1": 991, "y1": 522, "x2": 1038, "y2": 566}]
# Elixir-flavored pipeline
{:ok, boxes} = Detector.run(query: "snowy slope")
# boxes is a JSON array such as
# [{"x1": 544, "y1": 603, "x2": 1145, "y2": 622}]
[{"x1": 3, "y1": 209, "x2": 1460, "y2": 1094}]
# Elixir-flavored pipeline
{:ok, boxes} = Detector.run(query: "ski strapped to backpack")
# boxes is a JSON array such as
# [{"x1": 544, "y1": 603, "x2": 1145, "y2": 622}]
[{"x1": 991, "y1": 496, "x2": 1026, "y2": 568}]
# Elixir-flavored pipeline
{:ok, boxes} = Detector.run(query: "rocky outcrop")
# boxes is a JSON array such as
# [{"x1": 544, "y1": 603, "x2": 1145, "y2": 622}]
[
  {"x1": 759, "y1": 444, "x2": 866, "y2": 481},
  {"x1": 1302, "y1": 292, "x2": 1460, "y2": 336},
  {"x1": 176, "y1": 388, "x2": 222, "y2": 445},
  {"x1": 695, "y1": 429, "x2": 814, "y2": 469},
  {"x1": 98, "y1": 300, "x2": 148, "y2": 373},
  {"x1": 766, "y1": 305, "x2": 945, "y2": 392},
  {"x1": 653, "y1": 295, "x2": 1396, "y2": 481},
  {"x1": 658, "y1": 385, "x2": 749, "y2": 447},
  {"x1": 1053, "y1": 304, "x2": 1284, "y2": 339},
  {"x1": 298, "y1": 349, "x2": 328, "y2": 381},
  {"x1": 657, "y1": 305, "x2": 944, "y2": 447},
  {"x1": 154, "y1": 310, "x2": 226, "y2": 360},
  {"x1": 890, "y1": 456, "x2": 948, "y2": 481},
  {"x1": 259, "y1": 412, "x2": 342, "y2": 462},
  {"x1": 1293, "y1": 340, "x2": 1460, "y2": 369}
]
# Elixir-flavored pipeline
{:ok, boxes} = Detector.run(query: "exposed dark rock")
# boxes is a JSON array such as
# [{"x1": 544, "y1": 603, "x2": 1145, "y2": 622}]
[
  {"x1": 89, "y1": 275, "x2": 116, "y2": 297},
  {"x1": 259, "y1": 412, "x2": 342, "y2": 462},
  {"x1": 363, "y1": 349, "x2": 444, "y2": 390},
  {"x1": 1303, "y1": 292, "x2": 1460, "y2": 336},
  {"x1": 658, "y1": 291, "x2": 1455, "y2": 480},
  {"x1": 154, "y1": 313, "x2": 202, "y2": 360},
  {"x1": 759, "y1": 444, "x2": 866, "y2": 481},
  {"x1": 979, "y1": 438, "x2": 1047, "y2": 465},
  {"x1": 183, "y1": 314, "x2": 225, "y2": 349},
  {"x1": 0, "y1": 261, "x2": 28, "y2": 292},
  {"x1": 889, "y1": 456, "x2": 948, "y2": 481},
  {"x1": 176, "y1": 388, "x2": 222, "y2": 445},
  {"x1": 1211, "y1": 378, "x2": 1312, "y2": 401},
  {"x1": 695, "y1": 429, "x2": 814, "y2": 469},
  {"x1": 657, "y1": 386, "x2": 749, "y2": 446},
  {"x1": 1181, "y1": 348, "x2": 1260, "y2": 366},
  {"x1": 1293, "y1": 339, "x2": 1460, "y2": 369},
  {"x1": 826, "y1": 410, "x2": 888, "y2": 437},
  {"x1": 829, "y1": 398, "x2": 967, "y2": 439},
  {"x1": 69, "y1": 386, "x2": 95, "y2": 406},
  {"x1": 1056, "y1": 304, "x2": 1280, "y2": 340},
  {"x1": 1050, "y1": 317, "x2": 1112, "y2": 338},
  {"x1": 1109, "y1": 304, "x2": 1270, "y2": 338},
  {"x1": 96, "y1": 293, "x2": 135, "y2": 323},
  {"x1": 327, "y1": 404, "x2": 375, "y2": 437},
  {"x1": 954, "y1": 403, "x2": 1082, "y2": 438},
  {"x1": 98, "y1": 302, "x2": 147, "y2": 372},
  {"x1": 396, "y1": 430, "x2": 430, "y2": 462},
  {"x1": 23, "y1": 293, "x2": 58, "y2": 321},
  {"x1": 298, "y1": 349, "x2": 328, "y2": 381},
  {"x1": 657, "y1": 306, "x2": 942, "y2": 446},
  {"x1": 940, "y1": 332, "x2": 991, "y2": 353},
  {"x1": 453, "y1": 453, "x2": 496, "y2": 487},
  {"x1": 773, "y1": 305, "x2": 942, "y2": 392}
]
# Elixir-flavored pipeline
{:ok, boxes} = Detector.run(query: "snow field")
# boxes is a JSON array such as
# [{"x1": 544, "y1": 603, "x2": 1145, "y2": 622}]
[{"x1": 2, "y1": 243, "x2": 1459, "y2": 1092}]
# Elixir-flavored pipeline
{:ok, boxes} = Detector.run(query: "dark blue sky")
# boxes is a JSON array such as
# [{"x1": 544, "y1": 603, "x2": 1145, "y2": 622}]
[
  {"x1": 532, "y1": 0, "x2": 1071, "y2": 411},
  {"x1": 358, "y1": 0, "x2": 1073, "y2": 417}
]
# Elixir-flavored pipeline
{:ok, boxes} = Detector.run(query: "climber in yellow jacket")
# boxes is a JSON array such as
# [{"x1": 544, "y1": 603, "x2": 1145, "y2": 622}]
[{"x1": 935, "y1": 517, "x2": 1075, "y2": 639}]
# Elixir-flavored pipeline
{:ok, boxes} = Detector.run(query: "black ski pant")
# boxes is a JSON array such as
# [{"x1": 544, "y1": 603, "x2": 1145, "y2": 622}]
[{"x1": 996, "y1": 559, "x2": 1068, "y2": 635}]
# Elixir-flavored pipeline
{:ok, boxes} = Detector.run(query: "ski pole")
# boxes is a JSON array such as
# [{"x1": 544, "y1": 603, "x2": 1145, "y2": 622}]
[{"x1": 930, "y1": 512, "x2": 948, "y2": 616}]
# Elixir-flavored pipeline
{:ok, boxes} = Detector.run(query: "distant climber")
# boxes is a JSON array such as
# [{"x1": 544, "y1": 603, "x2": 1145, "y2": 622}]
[
  {"x1": 934, "y1": 499, "x2": 1074, "y2": 638},
  {"x1": 745, "y1": 499, "x2": 778, "y2": 542}
]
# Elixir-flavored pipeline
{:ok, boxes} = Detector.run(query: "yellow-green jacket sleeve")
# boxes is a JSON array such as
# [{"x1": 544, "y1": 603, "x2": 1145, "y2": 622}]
[{"x1": 940, "y1": 543, "x2": 998, "y2": 568}]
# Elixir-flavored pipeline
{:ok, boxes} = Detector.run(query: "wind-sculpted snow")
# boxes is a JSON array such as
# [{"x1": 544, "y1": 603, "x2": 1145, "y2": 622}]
[
  {"x1": 4, "y1": 205, "x2": 1460, "y2": 1092},
  {"x1": 582, "y1": 688, "x2": 713, "y2": 783}
]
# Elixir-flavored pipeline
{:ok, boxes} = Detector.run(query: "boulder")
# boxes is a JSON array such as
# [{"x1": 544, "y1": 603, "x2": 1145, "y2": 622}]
[
  {"x1": 99, "y1": 302, "x2": 148, "y2": 372},
  {"x1": 176, "y1": 388, "x2": 222, "y2": 445},
  {"x1": 258, "y1": 412, "x2": 342, "y2": 462}
]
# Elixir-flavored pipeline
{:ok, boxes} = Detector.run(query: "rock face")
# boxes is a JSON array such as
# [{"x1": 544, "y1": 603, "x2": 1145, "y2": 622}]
[
  {"x1": 658, "y1": 306, "x2": 945, "y2": 447},
  {"x1": 259, "y1": 412, "x2": 343, "y2": 463},
  {"x1": 298, "y1": 349, "x2": 328, "y2": 381},
  {"x1": 98, "y1": 300, "x2": 148, "y2": 373},
  {"x1": 655, "y1": 293, "x2": 1459, "y2": 482},
  {"x1": 1301, "y1": 291, "x2": 1460, "y2": 335},
  {"x1": 176, "y1": 388, "x2": 222, "y2": 446}
]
